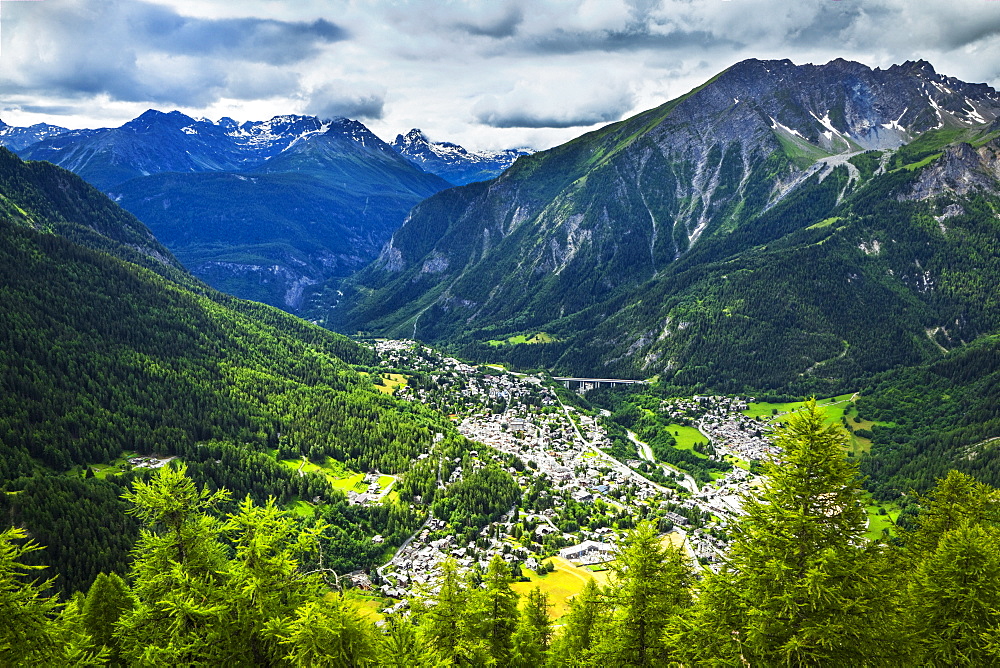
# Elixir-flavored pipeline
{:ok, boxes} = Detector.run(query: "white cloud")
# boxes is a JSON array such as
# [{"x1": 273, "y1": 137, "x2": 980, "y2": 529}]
[
  {"x1": 473, "y1": 75, "x2": 635, "y2": 128},
  {"x1": 2, "y1": 0, "x2": 1000, "y2": 151}
]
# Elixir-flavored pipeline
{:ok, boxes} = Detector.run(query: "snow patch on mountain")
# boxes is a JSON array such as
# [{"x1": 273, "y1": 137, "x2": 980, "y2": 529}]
[{"x1": 391, "y1": 128, "x2": 532, "y2": 185}]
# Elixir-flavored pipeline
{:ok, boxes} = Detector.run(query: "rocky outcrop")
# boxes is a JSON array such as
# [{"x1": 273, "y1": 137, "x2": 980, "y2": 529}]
[{"x1": 904, "y1": 140, "x2": 1000, "y2": 200}]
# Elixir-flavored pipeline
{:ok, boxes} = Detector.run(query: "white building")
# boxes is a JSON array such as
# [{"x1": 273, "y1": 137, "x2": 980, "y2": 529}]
[{"x1": 558, "y1": 540, "x2": 614, "y2": 564}]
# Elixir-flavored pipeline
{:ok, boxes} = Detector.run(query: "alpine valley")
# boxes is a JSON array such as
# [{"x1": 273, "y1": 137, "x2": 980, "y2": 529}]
[{"x1": 4, "y1": 56, "x2": 1000, "y2": 666}]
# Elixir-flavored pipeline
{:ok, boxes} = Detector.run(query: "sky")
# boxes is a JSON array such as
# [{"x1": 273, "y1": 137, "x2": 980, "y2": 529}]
[{"x1": 2, "y1": 0, "x2": 1000, "y2": 151}]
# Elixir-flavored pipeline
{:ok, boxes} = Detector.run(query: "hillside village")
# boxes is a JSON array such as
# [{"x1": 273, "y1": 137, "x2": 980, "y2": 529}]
[{"x1": 369, "y1": 340, "x2": 783, "y2": 602}]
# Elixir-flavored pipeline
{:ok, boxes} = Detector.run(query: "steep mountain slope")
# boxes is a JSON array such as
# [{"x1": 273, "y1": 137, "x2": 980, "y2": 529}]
[
  {"x1": 112, "y1": 119, "x2": 451, "y2": 310},
  {"x1": 335, "y1": 58, "x2": 1000, "y2": 391},
  {"x1": 391, "y1": 128, "x2": 531, "y2": 185},
  {"x1": 0, "y1": 148, "x2": 187, "y2": 281},
  {"x1": 0, "y1": 148, "x2": 458, "y2": 593}
]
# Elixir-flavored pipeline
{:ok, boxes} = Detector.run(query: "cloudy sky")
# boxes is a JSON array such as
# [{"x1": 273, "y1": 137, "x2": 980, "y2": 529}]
[{"x1": 2, "y1": 0, "x2": 1000, "y2": 151}]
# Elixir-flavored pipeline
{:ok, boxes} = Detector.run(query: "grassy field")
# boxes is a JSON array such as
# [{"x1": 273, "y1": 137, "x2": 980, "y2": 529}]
[
  {"x1": 742, "y1": 394, "x2": 856, "y2": 421},
  {"x1": 806, "y1": 216, "x2": 841, "y2": 230},
  {"x1": 288, "y1": 500, "x2": 316, "y2": 518},
  {"x1": 512, "y1": 556, "x2": 612, "y2": 619},
  {"x1": 348, "y1": 594, "x2": 389, "y2": 621},
  {"x1": 742, "y1": 393, "x2": 891, "y2": 456},
  {"x1": 373, "y1": 372, "x2": 407, "y2": 395},
  {"x1": 330, "y1": 473, "x2": 369, "y2": 493},
  {"x1": 88, "y1": 451, "x2": 138, "y2": 479},
  {"x1": 666, "y1": 424, "x2": 709, "y2": 458},
  {"x1": 87, "y1": 451, "x2": 180, "y2": 479},
  {"x1": 278, "y1": 456, "x2": 393, "y2": 495},
  {"x1": 743, "y1": 394, "x2": 854, "y2": 427},
  {"x1": 324, "y1": 591, "x2": 389, "y2": 622},
  {"x1": 864, "y1": 503, "x2": 901, "y2": 541},
  {"x1": 487, "y1": 332, "x2": 556, "y2": 347},
  {"x1": 724, "y1": 454, "x2": 750, "y2": 470}
]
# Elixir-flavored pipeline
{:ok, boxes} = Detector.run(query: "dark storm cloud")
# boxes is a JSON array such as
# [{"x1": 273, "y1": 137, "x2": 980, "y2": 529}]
[
  {"x1": 473, "y1": 83, "x2": 635, "y2": 129},
  {"x1": 15, "y1": 104, "x2": 81, "y2": 116},
  {"x1": 453, "y1": 6, "x2": 524, "y2": 38},
  {"x1": 130, "y1": 5, "x2": 348, "y2": 64},
  {"x1": 934, "y1": 15, "x2": 1000, "y2": 50},
  {"x1": 0, "y1": 0, "x2": 346, "y2": 107},
  {"x1": 474, "y1": 108, "x2": 623, "y2": 129},
  {"x1": 305, "y1": 85, "x2": 386, "y2": 120},
  {"x1": 529, "y1": 27, "x2": 741, "y2": 54}
]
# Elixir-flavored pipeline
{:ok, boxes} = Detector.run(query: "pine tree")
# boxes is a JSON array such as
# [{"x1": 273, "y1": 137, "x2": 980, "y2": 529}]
[
  {"x1": 382, "y1": 613, "x2": 448, "y2": 667},
  {"x1": 115, "y1": 463, "x2": 233, "y2": 664},
  {"x1": 0, "y1": 527, "x2": 105, "y2": 665},
  {"x1": 901, "y1": 470, "x2": 1000, "y2": 665},
  {"x1": 82, "y1": 571, "x2": 135, "y2": 663},
  {"x1": 906, "y1": 521, "x2": 1000, "y2": 665},
  {"x1": 414, "y1": 557, "x2": 485, "y2": 663},
  {"x1": 666, "y1": 400, "x2": 903, "y2": 666},
  {"x1": 510, "y1": 586, "x2": 552, "y2": 667},
  {"x1": 549, "y1": 577, "x2": 607, "y2": 666},
  {"x1": 115, "y1": 463, "x2": 379, "y2": 665},
  {"x1": 594, "y1": 520, "x2": 692, "y2": 666},
  {"x1": 270, "y1": 597, "x2": 381, "y2": 667},
  {"x1": 467, "y1": 554, "x2": 520, "y2": 664},
  {"x1": 901, "y1": 469, "x2": 1000, "y2": 559}
]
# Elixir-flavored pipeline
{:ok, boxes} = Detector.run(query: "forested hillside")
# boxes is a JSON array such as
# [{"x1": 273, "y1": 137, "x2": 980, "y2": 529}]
[
  {"x1": 856, "y1": 334, "x2": 1000, "y2": 499},
  {"x1": 0, "y1": 149, "x2": 479, "y2": 594}
]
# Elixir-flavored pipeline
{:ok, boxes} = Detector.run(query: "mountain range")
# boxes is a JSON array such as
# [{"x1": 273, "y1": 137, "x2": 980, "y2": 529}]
[
  {"x1": 333, "y1": 58, "x2": 1000, "y2": 394},
  {"x1": 3, "y1": 111, "x2": 527, "y2": 311},
  {"x1": 6, "y1": 54, "x2": 1000, "y2": 610},
  {"x1": 8, "y1": 56, "x2": 1000, "y2": 398},
  {"x1": 391, "y1": 128, "x2": 531, "y2": 186},
  {"x1": 0, "y1": 119, "x2": 68, "y2": 152}
]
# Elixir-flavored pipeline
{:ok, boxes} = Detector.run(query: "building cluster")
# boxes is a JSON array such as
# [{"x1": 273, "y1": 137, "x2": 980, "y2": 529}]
[
  {"x1": 698, "y1": 411, "x2": 777, "y2": 462},
  {"x1": 365, "y1": 340, "x2": 786, "y2": 597},
  {"x1": 347, "y1": 473, "x2": 395, "y2": 506},
  {"x1": 659, "y1": 395, "x2": 750, "y2": 424},
  {"x1": 127, "y1": 455, "x2": 176, "y2": 469},
  {"x1": 558, "y1": 540, "x2": 615, "y2": 564}
]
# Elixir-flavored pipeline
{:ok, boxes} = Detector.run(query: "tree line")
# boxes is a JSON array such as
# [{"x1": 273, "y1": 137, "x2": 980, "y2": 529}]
[{"x1": 5, "y1": 403, "x2": 998, "y2": 665}]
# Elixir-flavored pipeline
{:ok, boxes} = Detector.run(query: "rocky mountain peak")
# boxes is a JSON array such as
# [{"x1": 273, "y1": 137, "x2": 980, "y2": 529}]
[
  {"x1": 395, "y1": 128, "x2": 429, "y2": 146},
  {"x1": 0, "y1": 119, "x2": 71, "y2": 152},
  {"x1": 888, "y1": 59, "x2": 937, "y2": 75},
  {"x1": 390, "y1": 129, "x2": 529, "y2": 185},
  {"x1": 124, "y1": 109, "x2": 196, "y2": 132}
]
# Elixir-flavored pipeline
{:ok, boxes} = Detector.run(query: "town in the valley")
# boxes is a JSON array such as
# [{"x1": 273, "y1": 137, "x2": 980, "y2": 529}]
[{"x1": 364, "y1": 340, "x2": 786, "y2": 608}]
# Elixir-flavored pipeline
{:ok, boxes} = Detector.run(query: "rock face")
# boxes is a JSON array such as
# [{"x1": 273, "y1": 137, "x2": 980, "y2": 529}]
[
  {"x1": 904, "y1": 140, "x2": 1000, "y2": 200},
  {"x1": 391, "y1": 128, "x2": 531, "y2": 185},
  {"x1": 335, "y1": 58, "x2": 1000, "y2": 390}
]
